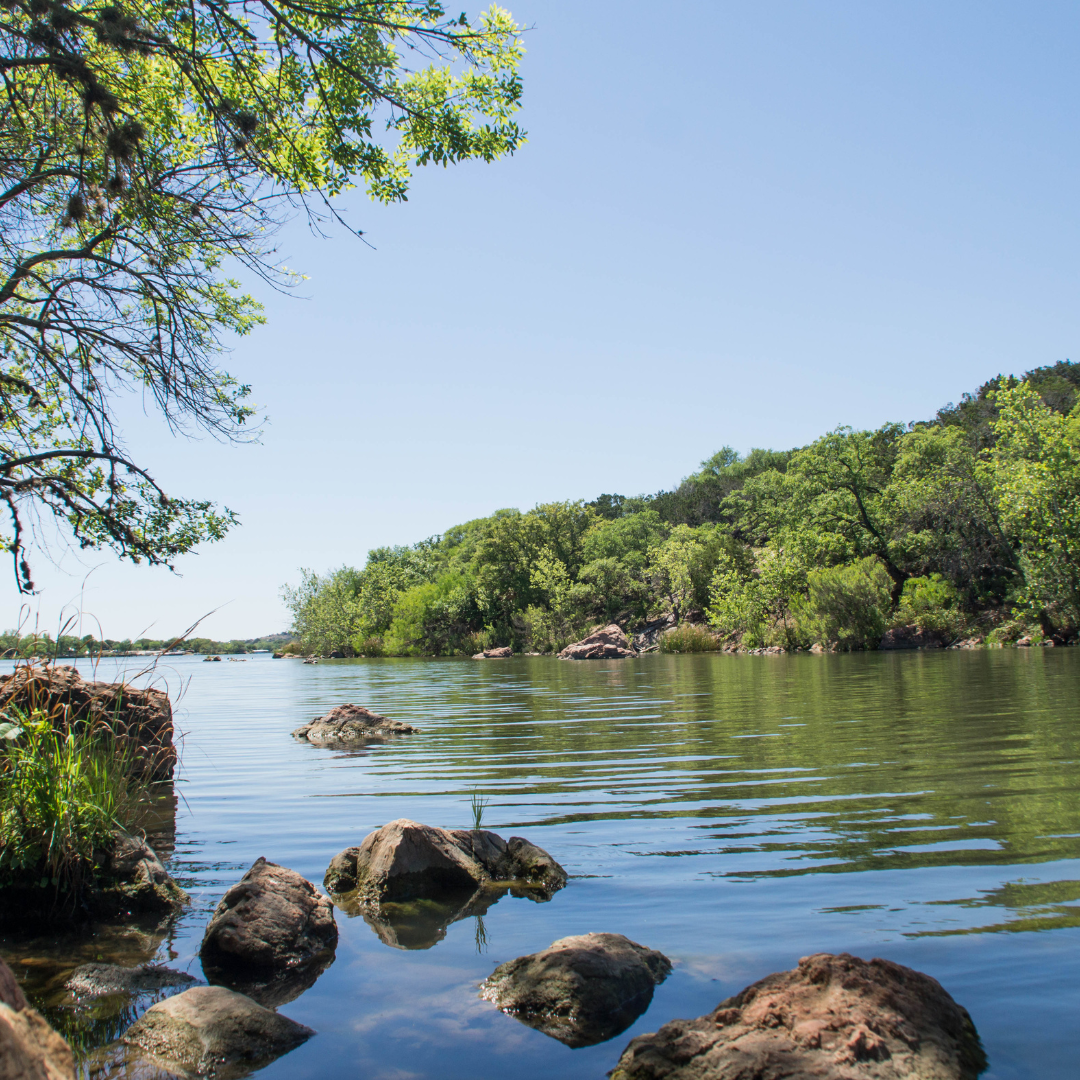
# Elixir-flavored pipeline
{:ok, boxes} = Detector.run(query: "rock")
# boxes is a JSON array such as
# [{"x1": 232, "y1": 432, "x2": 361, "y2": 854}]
[
  {"x1": 481, "y1": 933, "x2": 671, "y2": 1048},
  {"x1": 809, "y1": 642, "x2": 827, "y2": 654},
  {"x1": 558, "y1": 624, "x2": 636, "y2": 660},
  {"x1": 122, "y1": 985, "x2": 312, "y2": 1077},
  {"x1": 880, "y1": 626, "x2": 948, "y2": 650},
  {"x1": 0, "y1": 663, "x2": 175, "y2": 778},
  {"x1": 610, "y1": 952, "x2": 986, "y2": 1080},
  {"x1": 0, "y1": 957, "x2": 75, "y2": 1080},
  {"x1": 324, "y1": 819, "x2": 568, "y2": 906},
  {"x1": 1015, "y1": 635, "x2": 1033, "y2": 647},
  {"x1": 98, "y1": 833, "x2": 189, "y2": 917},
  {"x1": 64, "y1": 963, "x2": 196, "y2": 1000},
  {"x1": 292, "y1": 703, "x2": 419, "y2": 743},
  {"x1": 472, "y1": 646, "x2": 513, "y2": 659},
  {"x1": 949, "y1": 636, "x2": 984, "y2": 650},
  {"x1": 200, "y1": 859, "x2": 337, "y2": 1005},
  {"x1": 632, "y1": 615, "x2": 676, "y2": 653}
]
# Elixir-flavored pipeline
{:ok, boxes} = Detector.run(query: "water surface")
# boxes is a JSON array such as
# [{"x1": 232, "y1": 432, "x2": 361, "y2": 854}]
[{"x1": 5, "y1": 648, "x2": 1079, "y2": 1079}]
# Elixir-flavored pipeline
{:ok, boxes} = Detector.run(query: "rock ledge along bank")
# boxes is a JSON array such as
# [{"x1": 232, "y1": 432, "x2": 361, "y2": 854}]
[
  {"x1": 291, "y1": 702, "x2": 419, "y2": 743},
  {"x1": 610, "y1": 952, "x2": 987, "y2": 1080},
  {"x1": 324, "y1": 819, "x2": 568, "y2": 905},
  {"x1": 558, "y1": 624, "x2": 637, "y2": 660},
  {"x1": 0, "y1": 662, "x2": 176, "y2": 778},
  {"x1": 200, "y1": 858, "x2": 338, "y2": 1008},
  {"x1": 0, "y1": 956, "x2": 75, "y2": 1080},
  {"x1": 481, "y1": 933, "x2": 672, "y2": 1048}
]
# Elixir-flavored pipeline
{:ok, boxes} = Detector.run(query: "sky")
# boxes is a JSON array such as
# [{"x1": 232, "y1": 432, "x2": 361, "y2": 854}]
[{"x1": 7, "y1": 0, "x2": 1080, "y2": 641}]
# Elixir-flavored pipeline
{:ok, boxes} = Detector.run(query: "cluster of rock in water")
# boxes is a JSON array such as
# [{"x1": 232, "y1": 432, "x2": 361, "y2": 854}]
[{"x1": 0, "y1": 676, "x2": 988, "y2": 1079}]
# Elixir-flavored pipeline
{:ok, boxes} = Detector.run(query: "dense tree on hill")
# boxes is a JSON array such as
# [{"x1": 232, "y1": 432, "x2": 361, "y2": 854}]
[{"x1": 284, "y1": 360, "x2": 1080, "y2": 655}]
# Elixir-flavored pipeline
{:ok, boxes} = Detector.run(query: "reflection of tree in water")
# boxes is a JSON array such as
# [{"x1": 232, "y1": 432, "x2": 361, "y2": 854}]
[{"x1": 908, "y1": 878, "x2": 1080, "y2": 937}]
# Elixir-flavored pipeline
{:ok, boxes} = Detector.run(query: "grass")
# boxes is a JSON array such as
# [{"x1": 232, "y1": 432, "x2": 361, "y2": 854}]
[
  {"x1": 0, "y1": 704, "x2": 158, "y2": 904},
  {"x1": 470, "y1": 789, "x2": 489, "y2": 831},
  {"x1": 658, "y1": 624, "x2": 722, "y2": 653}
]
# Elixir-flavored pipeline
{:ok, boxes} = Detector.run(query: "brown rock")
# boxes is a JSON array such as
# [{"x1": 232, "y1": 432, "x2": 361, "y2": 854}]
[
  {"x1": 880, "y1": 626, "x2": 948, "y2": 650},
  {"x1": 97, "y1": 833, "x2": 189, "y2": 916},
  {"x1": 122, "y1": 985, "x2": 312, "y2": 1077},
  {"x1": 0, "y1": 958, "x2": 74, "y2": 1080},
  {"x1": 472, "y1": 646, "x2": 513, "y2": 659},
  {"x1": 324, "y1": 819, "x2": 568, "y2": 905},
  {"x1": 291, "y1": 703, "x2": 419, "y2": 742},
  {"x1": 481, "y1": 933, "x2": 671, "y2": 1048},
  {"x1": 558, "y1": 624, "x2": 636, "y2": 660},
  {"x1": 610, "y1": 952, "x2": 986, "y2": 1080},
  {"x1": 200, "y1": 859, "x2": 337, "y2": 1005},
  {"x1": 0, "y1": 664, "x2": 174, "y2": 778}
]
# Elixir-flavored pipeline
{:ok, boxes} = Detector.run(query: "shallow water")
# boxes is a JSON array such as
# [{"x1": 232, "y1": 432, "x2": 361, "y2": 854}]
[{"x1": 4, "y1": 648, "x2": 1080, "y2": 1079}]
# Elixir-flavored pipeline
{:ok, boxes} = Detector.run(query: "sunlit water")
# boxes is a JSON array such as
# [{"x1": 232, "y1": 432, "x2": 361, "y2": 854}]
[{"x1": 4, "y1": 649, "x2": 1079, "y2": 1079}]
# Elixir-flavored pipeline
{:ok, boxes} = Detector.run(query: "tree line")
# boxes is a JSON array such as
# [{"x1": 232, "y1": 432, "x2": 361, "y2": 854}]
[
  {"x1": 0, "y1": 631, "x2": 291, "y2": 658},
  {"x1": 283, "y1": 361, "x2": 1080, "y2": 656}
]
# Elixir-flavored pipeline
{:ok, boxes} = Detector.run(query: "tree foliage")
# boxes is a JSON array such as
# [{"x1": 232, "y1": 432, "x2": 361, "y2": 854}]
[{"x1": 0, "y1": 0, "x2": 524, "y2": 587}]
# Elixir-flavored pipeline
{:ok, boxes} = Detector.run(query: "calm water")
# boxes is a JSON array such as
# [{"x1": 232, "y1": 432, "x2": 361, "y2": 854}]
[{"x1": 4, "y1": 649, "x2": 1080, "y2": 1079}]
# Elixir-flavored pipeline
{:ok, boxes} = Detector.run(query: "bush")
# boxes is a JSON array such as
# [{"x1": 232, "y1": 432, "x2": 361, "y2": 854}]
[
  {"x1": 893, "y1": 574, "x2": 964, "y2": 637},
  {"x1": 658, "y1": 624, "x2": 722, "y2": 653},
  {"x1": 0, "y1": 707, "x2": 157, "y2": 904},
  {"x1": 795, "y1": 557, "x2": 892, "y2": 650}
]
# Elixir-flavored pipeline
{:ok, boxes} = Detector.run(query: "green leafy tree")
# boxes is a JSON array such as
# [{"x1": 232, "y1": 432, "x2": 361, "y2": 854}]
[
  {"x1": 281, "y1": 566, "x2": 365, "y2": 654},
  {"x1": 707, "y1": 544, "x2": 806, "y2": 649},
  {"x1": 984, "y1": 384, "x2": 1080, "y2": 632},
  {"x1": 647, "y1": 524, "x2": 723, "y2": 621},
  {"x1": 0, "y1": 0, "x2": 524, "y2": 588}
]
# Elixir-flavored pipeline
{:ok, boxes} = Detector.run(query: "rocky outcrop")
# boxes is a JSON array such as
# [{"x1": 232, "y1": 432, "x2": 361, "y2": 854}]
[
  {"x1": 96, "y1": 833, "x2": 189, "y2": 917},
  {"x1": 121, "y1": 985, "x2": 312, "y2": 1077},
  {"x1": 558, "y1": 624, "x2": 636, "y2": 660},
  {"x1": 324, "y1": 819, "x2": 568, "y2": 906},
  {"x1": 0, "y1": 663, "x2": 175, "y2": 778},
  {"x1": 632, "y1": 615, "x2": 676, "y2": 652},
  {"x1": 200, "y1": 859, "x2": 337, "y2": 1007},
  {"x1": 610, "y1": 952, "x2": 986, "y2": 1080},
  {"x1": 481, "y1": 933, "x2": 671, "y2": 1048},
  {"x1": 292, "y1": 703, "x2": 419, "y2": 743},
  {"x1": 0, "y1": 957, "x2": 75, "y2": 1080},
  {"x1": 472, "y1": 646, "x2": 513, "y2": 659},
  {"x1": 64, "y1": 963, "x2": 196, "y2": 1000},
  {"x1": 879, "y1": 626, "x2": 948, "y2": 650}
]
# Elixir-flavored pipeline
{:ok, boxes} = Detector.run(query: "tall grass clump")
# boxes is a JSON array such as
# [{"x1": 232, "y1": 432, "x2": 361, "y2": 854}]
[
  {"x1": 659, "y1": 624, "x2": 722, "y2": 653},
  {"x1": 0, "y1": 705, "x2": 156, "y2": 904},
  {"x1": 470, "y1": 789, "x2": 489, "y2": 831}
]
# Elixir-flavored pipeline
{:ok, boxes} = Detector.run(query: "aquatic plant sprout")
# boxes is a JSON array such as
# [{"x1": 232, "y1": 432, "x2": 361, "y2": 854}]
[{"x1": 470, "y1": 790, "x2": 489, "y2": 831}]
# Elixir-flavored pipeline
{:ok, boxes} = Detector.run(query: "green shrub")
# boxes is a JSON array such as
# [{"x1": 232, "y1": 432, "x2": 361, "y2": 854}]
[
  {"x1": 795, "y1": 557, "x2": 892, "y2": 650},
  {"x1": 658, "y1": 624, "x2": 722, "y2": 653},
  {"x1": 893, "y1": 574, "x2": 963, "y2": 637},
  {"x1": 0, "y1": 707, "x2": 157, "y2": 902}
]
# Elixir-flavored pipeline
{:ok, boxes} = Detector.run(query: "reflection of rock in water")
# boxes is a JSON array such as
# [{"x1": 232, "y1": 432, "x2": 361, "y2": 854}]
[
  {"x1": 204, "y1": 952, "x2": 335, "y2": 1009},
  {"x1": 333, "y1": 885, "x2": 508, "y2": 950}
]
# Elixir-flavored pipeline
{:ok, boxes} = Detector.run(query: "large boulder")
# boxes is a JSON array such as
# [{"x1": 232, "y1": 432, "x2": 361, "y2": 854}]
[
  {"x1": 481, "y1": 933, "x2": 671, "y2": 1048},
  {"x1": 95, "y1": 832, "x2": 189, "y2": 917},
  {"x1": 472, "y1": 646, "x2": 513, "y2": 659},
  {"x1": 558, "y1": 624, "x2": 636, "y2": 660},
  {"x1": 324, "y1": 819, "x2": 568, "y2": 906},
  {"x1": 292, "y1": 703, "x2": 419, "y2": 743},
  {"x1": 0, "y1": 957, "x2": 75, "y2": 1080},
  {"x1": 200, "y1": 859, "x2": 337, "y2": 1006},
  {"x1": 610, "y1": 952, "x2": 987, "y2": 1080},
  {"x1": 0, "y1": 663, "x2": 174, "y2": 778},
  {"x1": 122, "y1": 985, "x2": 312, "y2": 1077}
]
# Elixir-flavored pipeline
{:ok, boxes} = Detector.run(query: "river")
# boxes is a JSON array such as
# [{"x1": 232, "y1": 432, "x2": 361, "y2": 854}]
[{"x1": 4, "y1": 648, "x2": 1079, "y2": 1078}]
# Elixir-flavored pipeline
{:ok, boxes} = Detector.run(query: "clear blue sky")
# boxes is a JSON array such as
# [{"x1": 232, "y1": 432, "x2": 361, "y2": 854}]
[{"x1": 8, "y1": 0, "x2": 1080, "y2": 640}]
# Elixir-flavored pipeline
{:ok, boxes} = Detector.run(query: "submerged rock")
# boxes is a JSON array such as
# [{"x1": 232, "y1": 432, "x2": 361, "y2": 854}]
[
  {"x1": 200, "y1": 859, "x2": 337, "y2": 1007},
  {"x1": 472, "y1": 646, "x2": 513, "y2": 659},
  {"x1": 292, "y1": 703, "x2": 419, "y2": 743},
  {"x1": 63, "y1": 963, "x2": 196, "y2": 1000},
  {"x1": 0, "y1": 663, "x2": 175, "y2": 778},
  {"x1": 610, "y1": 952, "x2": 987, "y2": 1080},
  {"x1": 122, "y1": 985, "x2": 312, "y2": 1078},
  {"x1": 558, "y1": 624, "x2": 636, "y2": 660},
  {"x1": 0, "y1": 957, "x2": 75, "y2": 1080},
  {"x1": 481, "y1": 933, "x2": 671, "y2": 1048},
  {"x1": 324, "y1": 819, "x2": 568, "y2": 907}
]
